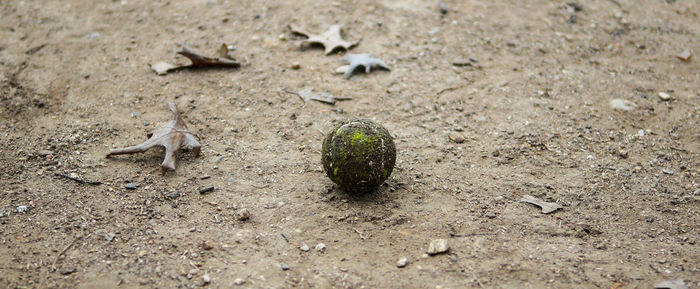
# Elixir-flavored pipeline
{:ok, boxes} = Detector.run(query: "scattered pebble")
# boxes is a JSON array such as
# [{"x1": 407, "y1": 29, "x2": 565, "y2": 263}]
[
  {"x1": 290, "y1": 62, "x2": 301, "y2": 69},
  {"x1": 60, "y1": 266, "x2": 77, "y2": 275},
  {"x1": 609, "y1": 98, "x2": 636, "y2": 111},
  {"x1": 439, "y1": 2, "x2": 448, "y2": 14},
  {"x1": 125, "y1": 183, "x2": 137, "y2": 190},
  {"x1": 654, "y1": 278, "x2": 689, "y2": 289},
  {"x1": 0, "y1": 209, "x2": 6, "y2": 217},
  {"x1": 676, "y1": 50, "x2": 692, "y2": 62},
  {"x1": 199, "y1": 186, "x2": 215, "y2": 194},
  {"x1": 105, "y1": 233, "x2": 116, "y2": 242},
  {"x1": 16, "y1": 206, "x2": 29, "y2": 213},
  {"x1": 165, "y1": 191, "x2": 180, "y2": 199},
  {"x1": 281, "y1": 263, "x2": 290, "y2": 270},
  {"x1": 87, "y1": 32, "x2": 101, "y2": 39},
  {"x1": 448, "y1": 133, "x2": 465, "y2": 143},
  {"x1": 662, "y1": 169, "x2": 674, "y2": 175},
  {"x1": 315, "y1": 243, "x2": 327, "y2": 252},
  {"x1": 646, "y1": 217, "x2": 654, "y2": 223},
  {"x1": 233, "y1": 278, "x2": 246, "y2": 285},
  {"x1": 202, "y1": 273, "x2": 211, "y2": 284},
  {"x1": 202, "y1": 240, "x2": 214, "y2": 250},
  {"x1": 38, "y1": 150, "x2": 54, "y2": 157},
  {"x1": 658, "y1": 92, "x2": 671, "y2": 101},
  {"x1": 396, "y1": 257, "x2": 408, "y2": 268},
  {"x1": 299, "y1": 244, "x2": 310, "y2": 252},
  {"x1": 427, "y1": 239, "x2": 450, "y2": 255},
  {"x1": 484, "y1": 212, "x2": 497, "y2": 219},
  {"x1": 235, "y1": 208, "x2": 250, "y2": 221}
]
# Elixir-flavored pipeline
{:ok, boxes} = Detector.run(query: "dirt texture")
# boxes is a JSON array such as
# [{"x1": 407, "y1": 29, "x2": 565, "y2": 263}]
[{"x1": 0, "y1": 0, "x2": 698, "y2": 288}]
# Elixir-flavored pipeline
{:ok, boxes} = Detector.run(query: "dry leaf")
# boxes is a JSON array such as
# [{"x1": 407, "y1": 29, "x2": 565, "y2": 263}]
[
  {"x1": 107, "y1": 102, "x2": 201, "y2": 173},
  {"x1": 283, "y1": 87, "x2": 351, "y2": 105},
  {"x1": 289, "y1": 24, "x2": 360, "y2": 55},
  {"x1": 150, "y1": 44, "x2": 240, "y2": 75},
  {"x1": 341, "y1": 53, "x2": 391, "y2": 79},
  {"x1": 676, "y1": 49, "x2": 691, "y2": 62},
  {"x1": 520, "y1": 195, "x2": 562, "y2": 214}
]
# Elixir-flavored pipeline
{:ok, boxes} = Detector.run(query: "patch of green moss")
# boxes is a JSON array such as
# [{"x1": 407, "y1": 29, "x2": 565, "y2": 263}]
[{"x1": 321, "y1": 119, "x2": 396, "y2": 193}]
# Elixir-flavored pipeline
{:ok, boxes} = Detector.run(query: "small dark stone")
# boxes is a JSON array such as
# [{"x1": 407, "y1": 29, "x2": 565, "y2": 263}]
[
  {"x1": 199, "y1": 186, "x2": 215, "y2": 194},
  {"x1": 485, "y1": 212, "x2": 497, "y2": 219},
  {"x1": 439, "y1": 2, "x2": 448, "y2": 14},
  {"x1": 171, "y1": 201, "x2": 178, "y2": 208},
  {"x1": 125, "y1": 183, "x2": 137, "y2": 190},
  {"x1": 167, "y1": 191, "x2": 180, "y2": 199},
  {"x1": 646, "y1": 217, "x2": 654, "y2": 223}
]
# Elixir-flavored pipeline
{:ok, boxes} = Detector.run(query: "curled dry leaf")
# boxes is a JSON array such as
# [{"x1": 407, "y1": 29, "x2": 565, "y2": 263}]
[
  {"x1": 151, "y1": 44, "x2": 240, "y2": 75},
  {"x1": 520, "y1": 195, "x2": 562, "y2": 214},
  {"x1": 341, "y1": 53, "x2": 391, "y2": 79},
  {"x1": 107, "y1": 102, "x2": 201, "y2": 173},
  {"x1": 289, "y1": 24, "x2": 360, "y2": 55}
]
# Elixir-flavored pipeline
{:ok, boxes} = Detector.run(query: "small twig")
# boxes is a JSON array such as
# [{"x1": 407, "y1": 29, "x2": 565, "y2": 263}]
[
  {"x1": 54, "y1": 172, "x2": 102, "y2": 185},
  {"x1": 281, "y1": 233, "x2": 290, "y2": 243},
  {"x1": 470, "y1": 268, "x2": 484, "y2": 288},
  {"x1": 281, "y1": 87, "x2": 306, "y2": 103},
  {"x1": 354, "y1": 228, "x2": 367, "y2": 240},
  {"x1": 437, "y1": 86, "x2": 459, "y2": 95},
  {"x1": 449, "y1": 232, "x2": 493, "y2": 238},
  {"x1": 52, "y1": 234, "x2": 88, "y2": 271},
  {"x1": 606, "y1": 0, "x2": 622, "y2": 7}
]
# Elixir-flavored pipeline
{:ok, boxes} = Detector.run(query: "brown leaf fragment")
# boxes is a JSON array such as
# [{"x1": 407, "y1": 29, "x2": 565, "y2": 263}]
[
  {"x1": 520, "y1": 195, "x2": 562, "y2": 214},
  {"x1": 107, "y1": 102, "x2": 201, "y2": 173},
  {"x1": 289, "y1": 24, "x2": 360, "y2": 55},
  {"x1": 150, "y1": 44, "x2": 239, "y2": 75}
]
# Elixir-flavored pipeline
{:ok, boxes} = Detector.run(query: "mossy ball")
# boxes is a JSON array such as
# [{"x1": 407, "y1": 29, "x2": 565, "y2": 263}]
[{"x1": 321, "y1": 119, "x2": 396, "y2": 192}]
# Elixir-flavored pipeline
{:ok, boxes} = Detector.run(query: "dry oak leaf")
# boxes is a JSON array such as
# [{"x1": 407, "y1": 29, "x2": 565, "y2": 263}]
[
  {"x1": 151, "y1": 44, "x2": 240, "y2": 75},
  {"x1": 107, "y1": 102, "x2": 201, "y2": 173},
  {"x1": 289, "y1": 24, "x2": 360, "y2": 55},
  {"x1": 341, "y1": 53, "x2": 391, "y2": 79}
]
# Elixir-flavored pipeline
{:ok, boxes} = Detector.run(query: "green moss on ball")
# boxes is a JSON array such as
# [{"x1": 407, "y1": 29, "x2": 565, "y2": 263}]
[{"x1": 321, "y1": 119, "x2": 396, "y2": 192}]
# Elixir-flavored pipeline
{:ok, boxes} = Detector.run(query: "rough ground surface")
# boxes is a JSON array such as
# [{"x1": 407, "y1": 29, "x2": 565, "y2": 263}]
[{"x1": 1, "y1": 0, "x2": 698, "y2": 288}]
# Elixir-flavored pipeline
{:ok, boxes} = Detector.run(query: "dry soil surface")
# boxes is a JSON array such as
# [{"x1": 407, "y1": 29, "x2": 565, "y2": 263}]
[{"x1": 1, "y1": 0, "x2": 699, "y2": 288}]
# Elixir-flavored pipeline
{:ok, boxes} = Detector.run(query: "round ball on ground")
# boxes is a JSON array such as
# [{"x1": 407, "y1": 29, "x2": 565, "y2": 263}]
[{"x1": 321, "y1": 119, "x2": 396, "y2": 192}]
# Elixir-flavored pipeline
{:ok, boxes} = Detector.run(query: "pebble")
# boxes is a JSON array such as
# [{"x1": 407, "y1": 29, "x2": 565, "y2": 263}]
[
  {"x1": 448, "y1": 133, "x2": 465, "y2": 143},
  {"x1": 662, "y1": 169, "x2": 674, "y2": 175},
  {"x1": 202, "y1": 240, "x2": 214, "y2": 250},
  {"x1": 609, "y1": 98, "x2": 636, "y2": 111},
  {"x1": 439, "y1": 2, "x2": 448, "y2": 14},
  {"x1": 125, "y1": 183, "x2": 137, "y2": 190},
  {"x1": 60, "y1": 266, "x2": 77, "y2": 275},
  {"x1": 87, "y1": 32, "x2": 101, "y2": 39},
  {"x1": 646, "y1": 217, "x2": 654, "y2": 223},
  {"x1": 484, "y1": 212, "x2": 497, "y2": 219},
  {"x1": 658, "y1": 92, "x2": 671, "y2": 101},
  {"x1": 165, "y1": 191, "x2": 180, "y2": 199},
  {"x1": 0, "y1": 209, "x2": 6, "y2": 217},
  {"x1": 427, "y1": 239, "x2": 449, "y2": 255},
  {"x1": 38, "y1": 150, "x2": 54, "y2": 157},
  {"x1": 676, "y1": 49, "x2": 692, "y2": 62},
  {"x1": 16, "y1": 206, "x2": 29, "y2": 213},
  {"x1": 235, "y1": 208, "x2": 250, "y2": 221},
  {"x1": 233, "y1": 278, "x2": 246, "y2": 285},
  {"x1": 199, "y1": 186, "x2": 215, "y2": 194},
  {"x1": 105, "y1": 233, "x2": 116, "y2": 242},
  {"x1": 281, "y1": 263, "x2": 290, "y2": 270},
  {"x1": 299, "y1": 244, "x2": 310, "y2": 252},
  {"x1": 202, "y1": 273, "x2": 211, "y2": 284},
  {"x1": 315, "y1": 243, "x2": 327, "y2": 252},
  {"x1": 290, "y1": 62, "x2": 301, "y2": 69},
  {"x1": 396, "y1": 257, "x2": 408, "y2": 268}
]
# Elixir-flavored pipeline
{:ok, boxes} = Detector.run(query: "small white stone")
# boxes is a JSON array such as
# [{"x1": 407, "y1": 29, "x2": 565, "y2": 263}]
[
  {"x1": 202, "y1": 273, "x2": 211, "y2": 284},
  {"x1": 299, "y1": 244, "x2": 310, "y2": 252},
  {"x1": 609, "y1": 98, "x2": 636, "y2": 111},
  {"x1": 233, "y1": 278, "x2": 245, "y2": 285},
  {"x1": 315, "y1": 243, "x2": 326, "y2": 252},
  {"x1": 335, "y1": 65, "x2": 349, "y2": 74},
  {"x1": 396, "y1": 257, "x2": 408, "y2": 268},
  {"x1": 658, "y1": 92, "x2": 671, "y2": 101},
  {"x1": 427, "y1": 239, "x2": 449, "y2": 255}
]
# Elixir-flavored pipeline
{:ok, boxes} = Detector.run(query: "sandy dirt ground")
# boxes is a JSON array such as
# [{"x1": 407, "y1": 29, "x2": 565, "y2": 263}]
[{"x1": 1, "y1": 0, "x2": 698, "y2": 288}]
